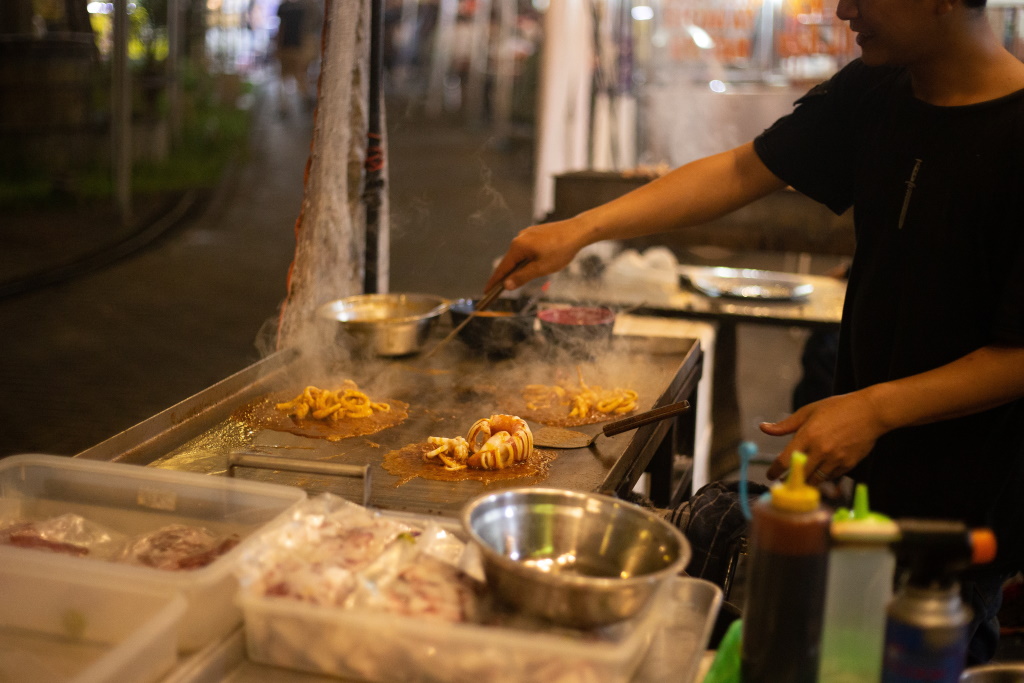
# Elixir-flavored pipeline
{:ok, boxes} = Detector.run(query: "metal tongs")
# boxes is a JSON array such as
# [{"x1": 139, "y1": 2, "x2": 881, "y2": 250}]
[{"x1": 424, "y1": 258, "x2": 531, "y2": 358}]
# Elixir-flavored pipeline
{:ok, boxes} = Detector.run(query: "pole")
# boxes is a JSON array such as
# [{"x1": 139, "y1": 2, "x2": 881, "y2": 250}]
[
  {"x1": 167, "y1": 0, "x2": 183, "y2": 145},
  {"x1": 112, "y1": 0, "x2": 132, "y2": 223},
  {"x1": 363, "y1": 0, "x2": 385, "y2": 294}
]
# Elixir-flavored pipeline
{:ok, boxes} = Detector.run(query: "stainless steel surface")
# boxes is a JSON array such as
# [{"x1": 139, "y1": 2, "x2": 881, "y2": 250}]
[
  {"x1": 683, "y1": 267, "x2": 814, "y2": 301},
  {"x1": 76, "y1": 326, "x2": 702, "y2": 516},
  {"x1": 461, "y1": 487, "x2": 691, "y2": 628},
  {"x1": 76, "y1": 349, "x2": 300, "y2": 465},
  {"x1": 546, "y1": 265, "x2": 845, "y2": 329},
  {"x1": 534, "y1": 400, "x2": 691, "y2": 449},
  {"x1": 960, "y1": 664, "x2": 1024, "y2": 682},
  {"x1": 317, "y1": 293, "x2": 450, "y2": 357},
  {"x1": 228, "y1": 452, "x2": 371, "y2": 507}
]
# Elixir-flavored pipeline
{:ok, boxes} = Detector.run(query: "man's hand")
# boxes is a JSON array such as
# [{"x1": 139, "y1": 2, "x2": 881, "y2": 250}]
[
  {"x1": 760, "y1": 391, "x2": 888, "y2": 483},
  {"x1": 485, "y1": 219, "x2": 590, "y2": 292}
]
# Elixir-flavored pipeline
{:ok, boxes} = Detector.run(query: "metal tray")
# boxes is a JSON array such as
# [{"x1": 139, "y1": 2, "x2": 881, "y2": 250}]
[
  {"x1": 683, "y1": 266, "x2": 814, "y2": 301},
  {"x1": 76, "y1": 328, "x2": 702, "y2": 517}
]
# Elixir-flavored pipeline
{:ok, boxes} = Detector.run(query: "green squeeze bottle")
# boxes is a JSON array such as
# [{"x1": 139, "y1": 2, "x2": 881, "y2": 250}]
[
  {"x1": 741, "y1": 452, "x2": 832, "y2": 683},
  {"x1": 817, "y1": 484, "x2": 901, "y2": 683}
]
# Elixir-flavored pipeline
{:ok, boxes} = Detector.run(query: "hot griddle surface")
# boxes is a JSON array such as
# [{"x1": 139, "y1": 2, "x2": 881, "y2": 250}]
[{"x1": 145, "y1": 334, "x2": 699, "y2": 516}]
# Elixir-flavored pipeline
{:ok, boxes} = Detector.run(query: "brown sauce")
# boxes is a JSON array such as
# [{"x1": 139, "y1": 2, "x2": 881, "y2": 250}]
[
  {"x1": 500, "y1": 397, "x2": 629, "y2": 428},
  {"x1": 382, "y1": 442, "x2": 557, "y2": 486},
  {"x1": 234, "y1": 394, "x2": 410, "y2": 442}
]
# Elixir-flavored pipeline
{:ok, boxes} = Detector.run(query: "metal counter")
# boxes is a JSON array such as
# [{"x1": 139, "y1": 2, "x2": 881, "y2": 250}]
[{"x1": 77, "y1": 322, "x2": 702, "y2": 514}]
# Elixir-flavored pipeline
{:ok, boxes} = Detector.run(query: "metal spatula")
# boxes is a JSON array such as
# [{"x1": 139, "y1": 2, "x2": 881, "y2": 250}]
[{"x1": 533, "y1": 400, "x2": 690, "y2": 449}]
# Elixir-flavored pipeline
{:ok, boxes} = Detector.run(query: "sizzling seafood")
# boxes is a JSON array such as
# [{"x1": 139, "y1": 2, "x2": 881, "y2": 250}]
[
  {"x1": 424, "y1": 414, "x2": 533, "y2": 471},
  {"x1": 276, "y1": 382, "x2": 391, "y2": 421},
  {"x1": 237, "y1": 379, "x2": 409, "y2": 442},
  {"x1": 522, "y1": 368, "x2": 638, "y2": 420}
]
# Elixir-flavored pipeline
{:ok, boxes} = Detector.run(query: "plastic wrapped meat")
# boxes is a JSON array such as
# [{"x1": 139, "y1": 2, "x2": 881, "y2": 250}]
[
  {"x1": 238, "y1": 494, "x2": 482, "y2": 622},
  {"x1": 347, "y1": 534, "x2": 483, "y2": 623},
  {"x1": 120, "y1": 524, "x2": 240, "y2": 570},
  {"x1": 0, "y1": 513, "x2": 124, "y2": 559}
]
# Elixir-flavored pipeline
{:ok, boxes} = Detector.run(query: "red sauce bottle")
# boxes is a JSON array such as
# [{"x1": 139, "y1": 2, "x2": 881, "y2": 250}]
[{"x1": 741, "y1": 452, "x2": 832, "y2": 683}]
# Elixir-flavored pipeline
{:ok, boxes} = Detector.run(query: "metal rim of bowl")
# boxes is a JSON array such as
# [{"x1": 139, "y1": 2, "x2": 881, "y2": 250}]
[
  {"x1": 460, "y1": 487, "x2": 690, "y2": 589},
  {"x1": 316, "y1": 293, "x2": 450, "y2": 325}
]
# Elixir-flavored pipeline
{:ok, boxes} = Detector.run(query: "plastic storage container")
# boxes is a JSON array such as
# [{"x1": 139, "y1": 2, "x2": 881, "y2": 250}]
[
  {"x1": 0, "y1": 454, "x2": 307, "y2": 652},
  {"x1": 0, "y1": 554, "x2": 185, "y2": 683},
  {"x1": 240, "y1": 575, "x2": 719, "y2": 683}
]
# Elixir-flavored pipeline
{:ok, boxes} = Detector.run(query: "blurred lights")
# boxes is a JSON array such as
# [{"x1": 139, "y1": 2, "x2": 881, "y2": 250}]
[
  {"x1": 631, "y1": 5, "x2": 654, "y2": 20},
  {"x1": 709, "y1": 80, "x2": 727, "y2": 93},
  {"x1": 86, "y1": 2, "x2": 138, "y2": 13},
  {"x1": 686, "y1": 25, "x2": 715, "y2": 50}
]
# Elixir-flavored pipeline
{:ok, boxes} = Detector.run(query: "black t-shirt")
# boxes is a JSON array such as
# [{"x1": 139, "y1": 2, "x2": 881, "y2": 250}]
[{"x1": 754, "y1": 60, "x2": 1024, "y2": 568}]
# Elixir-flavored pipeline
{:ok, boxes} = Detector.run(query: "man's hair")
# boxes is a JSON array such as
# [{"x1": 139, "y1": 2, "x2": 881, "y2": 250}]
[{"x1": 963, "y1": 0, "x2": 987, "y2": 7}]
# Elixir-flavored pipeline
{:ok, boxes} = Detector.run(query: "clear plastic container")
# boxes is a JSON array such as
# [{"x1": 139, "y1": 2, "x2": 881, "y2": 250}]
[
  {"x1": 0, "y1": 554, "x2": 185, "y2": 683},
  {"x1": 0, "y1": 454, "x2": 307, "y2": 652},
  {"x1": 239, "y1": 575, "x2": 720, "y2": 683}
]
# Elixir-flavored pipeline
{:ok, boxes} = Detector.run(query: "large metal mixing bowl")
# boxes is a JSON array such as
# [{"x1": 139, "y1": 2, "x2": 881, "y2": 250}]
[
  {"x1": 461, "y1": 487, "x2": 690, "y2": 628},
  {"x1": 317, "y1": 293, "x2": 449, "y2": 357},
  {"x1": 960, "y1": 664, "x2": 1024, "y2": 682}
]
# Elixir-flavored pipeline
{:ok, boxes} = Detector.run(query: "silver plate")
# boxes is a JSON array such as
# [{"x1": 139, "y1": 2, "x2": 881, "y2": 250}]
[{"x1": 685, "y1": 267, "x2": 814, "y2": 301}]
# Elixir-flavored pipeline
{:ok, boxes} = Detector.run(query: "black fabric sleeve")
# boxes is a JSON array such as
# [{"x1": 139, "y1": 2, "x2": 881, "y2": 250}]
[{"x1": 753, "y1": 61, "x2": 878, "y2": 216}]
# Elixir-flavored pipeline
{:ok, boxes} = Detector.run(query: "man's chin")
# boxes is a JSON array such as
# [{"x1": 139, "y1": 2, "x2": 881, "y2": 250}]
[{"x1": 857, "y1": 48, "x2": 889, "y2": 67}]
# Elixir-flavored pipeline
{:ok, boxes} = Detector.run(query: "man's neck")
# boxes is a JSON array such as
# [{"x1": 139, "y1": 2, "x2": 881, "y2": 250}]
[{"x1": 910, "y1": 16, "x2": 1024, "y2": 106}]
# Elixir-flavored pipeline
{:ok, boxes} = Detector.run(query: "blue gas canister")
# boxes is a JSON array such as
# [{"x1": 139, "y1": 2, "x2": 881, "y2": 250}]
[{"x1": 881, "y1": 520, "x2": 997, "y2": 683}]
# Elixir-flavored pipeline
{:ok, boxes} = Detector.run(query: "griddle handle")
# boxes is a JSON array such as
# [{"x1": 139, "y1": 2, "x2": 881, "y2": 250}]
[
  {"x1": 602, "y1": 400, "x2": 691, "y2": 437},
  {"x1": 228, "y1": 452, "x2": 372, "y2": 507}
]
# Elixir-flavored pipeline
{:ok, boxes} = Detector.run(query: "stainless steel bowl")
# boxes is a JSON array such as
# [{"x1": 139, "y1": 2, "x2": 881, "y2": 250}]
[
  {"x1": 316, "y1": 293, "x2": 449, "y2": 357},
  {"x1": 461, "y1": 487, "x2": 691, "y2": 628},
  {"x1": 960, "y1": 664, "x2": 1024, "y2": 682}
]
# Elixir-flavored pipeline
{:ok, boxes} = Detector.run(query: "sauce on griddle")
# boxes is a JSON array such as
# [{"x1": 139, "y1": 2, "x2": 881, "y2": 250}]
[
  {"x1": 382, "y1": 442, "x2": 557, "y2": 486},
  {"x1": 234, "y1": 395, "x2": 410, "y2": 442}
]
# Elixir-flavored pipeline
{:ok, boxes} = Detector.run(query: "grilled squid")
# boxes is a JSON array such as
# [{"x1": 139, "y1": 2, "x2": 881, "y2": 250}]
[{"x1": 424, "y1": 415, "x2": 533, "y2": 471}]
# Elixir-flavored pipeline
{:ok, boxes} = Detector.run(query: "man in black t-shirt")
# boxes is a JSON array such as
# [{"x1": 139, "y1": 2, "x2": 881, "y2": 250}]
[
  {"x1": 275, "y1": 0, "x2": 320, "y2": 114},
  {"x1": 485, "y1": 0, "x2": 1024, "y2": 663}
]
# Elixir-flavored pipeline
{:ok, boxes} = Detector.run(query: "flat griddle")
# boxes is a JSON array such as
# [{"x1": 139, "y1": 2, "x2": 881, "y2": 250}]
[{"x1": 76, "y1": 332, "x2": 701, "y2": 517}]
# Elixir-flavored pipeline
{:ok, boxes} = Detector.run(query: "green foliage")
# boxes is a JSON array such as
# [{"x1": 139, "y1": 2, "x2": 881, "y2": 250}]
[
  {"x1": 134, "y1": 104, "x2": 251, "y2": 192},
  {"x1": 0, "y1": 74, "x2": 252, "y2": 207}
]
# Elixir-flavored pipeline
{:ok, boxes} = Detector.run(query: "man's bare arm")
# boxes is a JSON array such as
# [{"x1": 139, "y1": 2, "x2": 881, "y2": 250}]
[
  {"x1": 486, "y1": 142, "x2": 787, "y2": 291},
  {"x1": 763, "y1": 345, "x2": 1024, "y2": 481}
]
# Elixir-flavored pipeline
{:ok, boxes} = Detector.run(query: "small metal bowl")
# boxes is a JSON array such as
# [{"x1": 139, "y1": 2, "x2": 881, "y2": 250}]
[
  {"x1": 316, "y1": 293, "x2": 449, "y2": 357},
  {"x1": 461, "y1": 487, "x2": 690, "y2": 628},
  {"x1": 448, "y1": 297, "x2": 534, "y2": 357}
]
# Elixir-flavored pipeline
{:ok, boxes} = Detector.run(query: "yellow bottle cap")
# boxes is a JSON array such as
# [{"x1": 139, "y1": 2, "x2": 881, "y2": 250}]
[{"x1": 771, "y1": 452, "x2": 820, "y2": 512}]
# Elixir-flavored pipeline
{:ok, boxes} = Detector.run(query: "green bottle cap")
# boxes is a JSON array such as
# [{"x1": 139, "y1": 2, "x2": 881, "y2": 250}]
[{"x1": 831, "y1": 484, "x2": 900, "y2": 543}]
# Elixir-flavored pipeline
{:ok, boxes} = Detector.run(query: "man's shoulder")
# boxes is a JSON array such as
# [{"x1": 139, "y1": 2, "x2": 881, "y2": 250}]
[{"x1": 800, "y1": 59, "x2": 905, "y2": 105}]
